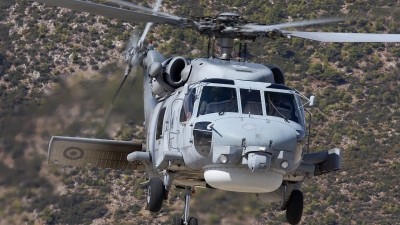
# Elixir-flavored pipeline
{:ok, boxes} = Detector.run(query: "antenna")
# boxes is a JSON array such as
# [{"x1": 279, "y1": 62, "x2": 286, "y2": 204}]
[
  {"x1": 207, "y1": 36, "x2": 211, "y2": 58},
  {"x1": 212, "y1": 36, "x2": 215, "y2": 58},
  {"x1": 244, "y1": 43, "x2": 247, "y2": 62},
  {"x1": 238, "y1": 42, "x2": 242, "y2": 59}
]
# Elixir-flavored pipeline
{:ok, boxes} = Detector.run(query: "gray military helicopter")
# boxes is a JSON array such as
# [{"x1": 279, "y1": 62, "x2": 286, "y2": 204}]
[{"x1": 35, "y1": 0, "x2": 400, "y2": 224}]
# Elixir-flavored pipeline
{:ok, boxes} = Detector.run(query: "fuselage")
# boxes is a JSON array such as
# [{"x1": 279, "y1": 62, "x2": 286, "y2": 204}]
[{"x1": 142, "y1": 51, "x2": 307, "y2": 193}]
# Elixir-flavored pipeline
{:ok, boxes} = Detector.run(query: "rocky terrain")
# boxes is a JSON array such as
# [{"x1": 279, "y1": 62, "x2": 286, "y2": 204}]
[{"x1": 1, "y1": 0, "x2": 400, "y2": 224}]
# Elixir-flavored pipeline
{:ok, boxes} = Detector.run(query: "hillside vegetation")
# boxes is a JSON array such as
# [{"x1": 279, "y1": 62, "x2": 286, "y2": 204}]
[{"x1": 1, "y1": 0, "x2": 400, "y2": 224}]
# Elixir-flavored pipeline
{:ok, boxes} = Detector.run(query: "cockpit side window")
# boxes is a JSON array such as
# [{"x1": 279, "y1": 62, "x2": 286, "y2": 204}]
[
  {"x1": 295, "y1": 95, "x2": 306, "y2": 127},
  {"x1": 240, "y1": 89, "x2": 262, "y2": 115},
  {"x1": 198, "y1": 86, "x2": 238, "y2": 116},
  {"x1": 156, "y1": 107, "x2": 166, "y2": 140},
  {"x1": 264, "y1": 91, "x2": 300, "y2": 123},
  {"x1": 180, "y1": 88, "x2": 196, "y2": 122}
]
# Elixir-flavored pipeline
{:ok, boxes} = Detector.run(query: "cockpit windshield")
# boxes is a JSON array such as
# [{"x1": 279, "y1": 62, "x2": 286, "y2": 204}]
[
  {"x1": 198, "y1": 86, "x2": 238, "y2": 116},
  {"x1": 240, "y1": 89, "x2": 263, "y2": 115},
  {"x1": 195, "y1": 84, "x2": 303, "y2": 125},
  {"x1": 264, "y1": 91, "x2": 301, "y2": 124}
]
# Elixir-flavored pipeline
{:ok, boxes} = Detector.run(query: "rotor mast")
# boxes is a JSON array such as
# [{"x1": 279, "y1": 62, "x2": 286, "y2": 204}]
[{"x1": 220, "y1": 38, "x2": 234, "y2": 60}]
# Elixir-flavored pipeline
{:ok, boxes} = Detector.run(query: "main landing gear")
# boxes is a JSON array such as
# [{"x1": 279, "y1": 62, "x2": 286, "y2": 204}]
[
  {"x1": 146, "y1": 177, "x2": 165, "y2": 212},
  {"x1": 145, "y1": 177, "x2": 198, "y2": 225},
  {"x1": 172, "y1": 187, "x2": 198, "y2": 225},
  {"x1": 285, "y1": 190, "x2": 304, "y2": 225}
]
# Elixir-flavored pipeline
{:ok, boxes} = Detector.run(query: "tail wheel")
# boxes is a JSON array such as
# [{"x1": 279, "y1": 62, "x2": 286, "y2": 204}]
[
  {"x1": 172, "y1": 215, "x2": 183, "y2": 225},
  {"x1": 146, "y1": 177, "x2": 165, "y2": 212},
  {"x1": 188, "y1": 217, "x2": 198, "y2": 225},
  {"x1": 286, "y1": 190, "x2": 303, "y2": 225}
]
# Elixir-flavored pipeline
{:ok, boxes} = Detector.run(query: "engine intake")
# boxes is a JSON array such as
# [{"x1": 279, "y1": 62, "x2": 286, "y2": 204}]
[
  {"x1": 267, "y1": 65, "x2": 285, "y2": 85},
  {"x1": 165, "y1": 56, "x2": 191, "y2": 88}
]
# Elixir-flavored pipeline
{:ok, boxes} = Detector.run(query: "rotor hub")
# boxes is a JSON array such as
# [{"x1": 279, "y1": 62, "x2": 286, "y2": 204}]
[{"x1": 217, "y1": 12, "x2": 240, "y2": 22}]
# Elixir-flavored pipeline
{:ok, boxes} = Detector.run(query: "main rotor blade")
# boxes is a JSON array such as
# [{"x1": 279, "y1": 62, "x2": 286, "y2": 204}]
[
  {"x1": 106, "y1": 0, "x2": 179, "y2": 20},
  {"x1": 281, "y1": 30, "x2": 400, "y2": 42},
  {"x1": 250, "y1": 6, "x2": 400, "y2": 32},
  {"x1": 34, "y1": 0, "x2": 183, "y2": 25},
  {"x1": 244, "y1": 17, "x2": 347, "y2": 31}
]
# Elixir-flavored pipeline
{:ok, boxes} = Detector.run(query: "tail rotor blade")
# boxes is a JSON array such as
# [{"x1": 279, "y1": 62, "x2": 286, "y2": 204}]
[
  {"x1": 138, "y1": 0, "x2": 163, "y2": 47},
  {"x1": 125, "y1": 0, "x2": 162, "y2": 63},
  {"x1": 124, "y1": 28, "x2": 140, "y2": 63},
  {"x1": 102, "y1": 67, "x2": 130, "y2": 126},
  {"x1": 138, "y1": 22, "x2": 153, "y2": 48},
  {"x1": 125, "y1": 28, "x2": 140, "y2": 52}
]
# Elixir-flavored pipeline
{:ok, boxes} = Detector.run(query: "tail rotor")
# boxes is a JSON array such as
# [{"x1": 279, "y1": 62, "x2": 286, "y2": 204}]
[{"x1": 102, "y1": 0, "x2": 162, "y2": 126}]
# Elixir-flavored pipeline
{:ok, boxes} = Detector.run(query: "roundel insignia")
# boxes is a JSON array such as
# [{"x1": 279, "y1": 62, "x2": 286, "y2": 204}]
[{"x1": 63, "y1": 147, "x2": 84, "y2": 160}]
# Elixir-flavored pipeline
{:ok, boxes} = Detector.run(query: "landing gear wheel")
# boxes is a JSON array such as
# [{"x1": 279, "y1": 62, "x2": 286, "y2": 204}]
[
  {"x1": 172, "y1": 215, "x2": 183, "y2": 225},
  {"x1": 188, "y1": 217, "x2": 198, "y2": 225},
  {"x1": 146, "y1": 177, "x2": 164, "y2": 212},
  {"x1": 286, "y1": 190, "x2": 303, "y2": 225}
]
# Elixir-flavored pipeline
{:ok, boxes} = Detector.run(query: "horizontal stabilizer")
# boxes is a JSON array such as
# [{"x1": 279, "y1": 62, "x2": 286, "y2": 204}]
[
  {"x1": 48, "y1": 136, "x2": 145, "y2": 170},
  {"x1": 303, "y1": 148, "x2": 342, "y2": 176},
  {"x1": 314, "y1": 148, "x2": 342, "y2": 176}
]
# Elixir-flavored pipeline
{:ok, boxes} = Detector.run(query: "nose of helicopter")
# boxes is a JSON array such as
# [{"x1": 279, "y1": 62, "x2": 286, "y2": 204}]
[
  {"x1": 210, "y1": 117, "x2": 298, "y2": 151},
  {"x1": 202, "y1": 117, "x2": 300, "y2": 193}
]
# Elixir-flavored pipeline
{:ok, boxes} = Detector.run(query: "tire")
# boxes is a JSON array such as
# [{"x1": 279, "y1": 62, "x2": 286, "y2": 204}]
[
  {"x1": 188, "y1": 217, "x2": 198, "y2": 225},
  {"x1": 146, "y1": 177, "x2": 165, "y2": 212},
  {"x1": 172, "y1": 215, "x2": 182, "y2": 225},
  {"x1": 286, "y1": 190, "x2": 303, "y2": 225}
]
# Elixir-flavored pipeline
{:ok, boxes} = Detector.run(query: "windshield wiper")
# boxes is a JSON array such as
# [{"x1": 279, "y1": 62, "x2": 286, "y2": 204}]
[
  {"x1": 268, "y1": 99, "x2": 289, "y2": 122},
  {"x1": 218, "y1": 96, "x2": 235, "y2": 116}
]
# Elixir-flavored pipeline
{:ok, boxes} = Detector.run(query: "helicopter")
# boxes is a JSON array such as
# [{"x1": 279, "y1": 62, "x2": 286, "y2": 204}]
[{"x1": 34, "y1": 0, "x2": 400, "y2": 224}]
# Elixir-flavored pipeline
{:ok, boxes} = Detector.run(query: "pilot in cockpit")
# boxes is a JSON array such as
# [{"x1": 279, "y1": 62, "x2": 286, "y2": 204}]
[
  {"x1": 199, "y1": 87, "x2": 220, "y2": 115},
  {"x1": 198, "y1": 86, "x2": 238, "y2": 116},
  {"x1": 269, "y1": 94, "x2": 293, "y2": 120}
]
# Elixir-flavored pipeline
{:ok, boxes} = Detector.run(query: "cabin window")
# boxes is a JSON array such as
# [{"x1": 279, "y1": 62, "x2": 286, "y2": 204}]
[
  {"x1": 156, "y1": 107, "x2": 166, "y2": 139},
  {"x1": 240, "y1": 89, "x2": 263, "y2": 115},
  {"x1": 264, "y1": 91, "x2": 300, "y2": 124},
  {"x1": 198, "y1": 86, "x2": 238, "y2": 116},
  {"x1": 180, "y1": 88, "x2": 196, "y2": 122}
]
